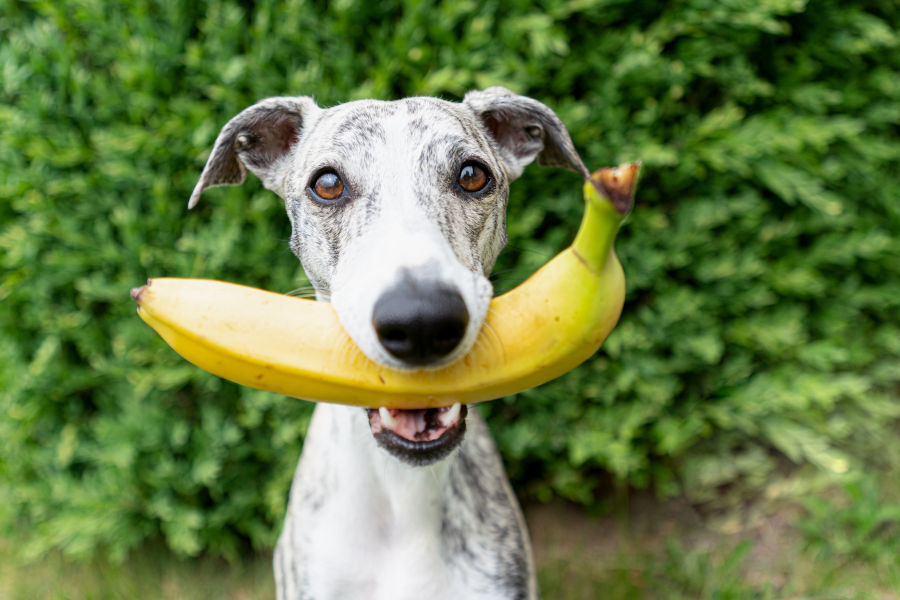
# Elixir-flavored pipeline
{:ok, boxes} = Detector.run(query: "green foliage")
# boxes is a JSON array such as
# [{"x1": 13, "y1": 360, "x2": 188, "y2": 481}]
[
  {"x1": 537, "y1": 541, "x2": 775, "y2": 600},
  {"x1": 1, "y1": 0, "x2": 899, "y2": 559},
  {"x1": 800, "y1": 473, "x2": 900, "y2": 564}
]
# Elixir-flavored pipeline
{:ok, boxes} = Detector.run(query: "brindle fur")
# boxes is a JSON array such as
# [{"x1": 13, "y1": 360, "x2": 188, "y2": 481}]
[{"x1": 190, "y1": 88, "x2": 588, "y2": 600}]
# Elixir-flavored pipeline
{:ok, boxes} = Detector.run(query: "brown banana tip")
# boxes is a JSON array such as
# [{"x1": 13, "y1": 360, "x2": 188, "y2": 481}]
[
  {"x1": 590, "y1": 162, "x2": 641, "y2": 216},
  {"x1": 130, "y1": 279, "x2": 151, "y2": 304}
]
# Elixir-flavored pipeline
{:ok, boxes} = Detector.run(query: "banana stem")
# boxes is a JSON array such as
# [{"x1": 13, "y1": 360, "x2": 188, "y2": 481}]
[{"x1": 572, "y1": 163, "x2": 640, "y2": 272}]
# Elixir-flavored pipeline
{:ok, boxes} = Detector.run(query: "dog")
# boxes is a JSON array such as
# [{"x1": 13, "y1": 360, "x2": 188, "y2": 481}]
[{"x1": 188, "y1": 87, "x2": 592, "y2": 600}]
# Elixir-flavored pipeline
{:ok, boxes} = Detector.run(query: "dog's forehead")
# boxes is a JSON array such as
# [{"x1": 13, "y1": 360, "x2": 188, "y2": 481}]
[
  {"x1": 309, "y1": 97, "x2": 488, "y2": 158},
  {"x1": 322, "y1": 97, "x2": 473, "y2": 133}
]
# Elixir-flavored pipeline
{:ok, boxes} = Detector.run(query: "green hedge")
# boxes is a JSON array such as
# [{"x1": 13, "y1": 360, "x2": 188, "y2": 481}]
[{"x1": 1, "y1": 0, "x2": 898, "y2": 559}]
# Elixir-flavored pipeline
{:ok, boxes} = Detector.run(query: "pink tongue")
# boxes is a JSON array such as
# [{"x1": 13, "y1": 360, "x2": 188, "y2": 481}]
[
  {"x1": 385, "y1": 409, "x2": 430, "y2": 440},
  {"x1": 369, "y1": 408, "x2": 460, "y2": 442}
]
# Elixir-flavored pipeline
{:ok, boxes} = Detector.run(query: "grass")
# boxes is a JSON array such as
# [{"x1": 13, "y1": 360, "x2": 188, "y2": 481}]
[
  {"x1": 0, "y1": 541, "x2": 275, "y2": 600},
  {"x1": 532, "y1": 497, "x2": 900, "y2": 600},
  {"x1": 3, "y1": 464, "x2": 899, "y2": 600}
]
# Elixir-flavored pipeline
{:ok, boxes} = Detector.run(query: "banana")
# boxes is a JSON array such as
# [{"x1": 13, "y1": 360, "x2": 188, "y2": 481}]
[{"x1": 133, "y1": 163, "x2": 639, "y2": 409}]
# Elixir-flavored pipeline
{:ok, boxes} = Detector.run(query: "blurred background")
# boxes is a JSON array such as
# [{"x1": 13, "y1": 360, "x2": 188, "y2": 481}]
[{"x1": 1, "y1": 0, "x2": 898, "y2": 597}]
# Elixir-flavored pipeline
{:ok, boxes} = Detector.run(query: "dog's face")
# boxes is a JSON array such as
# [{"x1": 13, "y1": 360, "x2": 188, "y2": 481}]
[
  {"x1": 190, "y1": 87, "x2": 588, "y2": 465},
  {"x1": 288, "y1": 98, "x2": 508, "y2": 371}
]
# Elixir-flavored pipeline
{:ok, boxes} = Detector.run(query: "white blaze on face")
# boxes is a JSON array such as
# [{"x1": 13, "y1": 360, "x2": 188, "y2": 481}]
[
  {"x1": 328, "y1": 111, "x2": 493, "y2": 369},
  {"x1": 330, "y1": 190, "x2": 492, "y2": 369}
]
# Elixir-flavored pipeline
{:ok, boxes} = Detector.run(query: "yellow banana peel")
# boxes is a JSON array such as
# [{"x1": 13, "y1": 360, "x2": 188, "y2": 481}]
[{"x1": 133, "y1": 164, "x2": 639, "y2": 408}]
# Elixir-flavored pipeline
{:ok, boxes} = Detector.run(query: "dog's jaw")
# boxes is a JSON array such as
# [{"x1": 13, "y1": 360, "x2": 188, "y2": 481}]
[{"x1": 366, "y1": 404, "x2": 468, "y2": 466}]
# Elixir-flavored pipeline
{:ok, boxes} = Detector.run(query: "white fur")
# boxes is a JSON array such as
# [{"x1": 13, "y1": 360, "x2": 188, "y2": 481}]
[
  {"x1": 192, "y1": 89, "x2": 589, "y2": 600},
  {"x1": 275, "y1": 405, "x2": 525, "y2": 600},
  {"x1": 330, "y1": 206, "x2": 493, "y2": 369}
]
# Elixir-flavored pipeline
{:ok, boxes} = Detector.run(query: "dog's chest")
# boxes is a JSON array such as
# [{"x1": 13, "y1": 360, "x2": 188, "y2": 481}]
[
  {"x1": 301, "y1": 511, "x2": 461, "y2": 600},
  {"x1": 295, "y1": 455, "x2": 499, "y2": 599},
  {"x1": 276, "y1": 405, "x2": 532, "y2": 600}
]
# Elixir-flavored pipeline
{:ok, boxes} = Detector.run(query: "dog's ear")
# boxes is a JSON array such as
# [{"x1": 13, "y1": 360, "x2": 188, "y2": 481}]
[
  {"x1": 188, "y1": 96, "x2": 319, "y2": 209},
  {"x1": 463, "y1": 87, "x2": 590, "y2": 181}
]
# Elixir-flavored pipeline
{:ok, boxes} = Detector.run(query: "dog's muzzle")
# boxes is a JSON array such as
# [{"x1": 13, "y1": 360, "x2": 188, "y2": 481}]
[
  {"x1": 371, "y1": 278, "x2": 469, "y2": 366},
  {"x1": 366, "y1": 404, "x2": 468, "y2": 466}
]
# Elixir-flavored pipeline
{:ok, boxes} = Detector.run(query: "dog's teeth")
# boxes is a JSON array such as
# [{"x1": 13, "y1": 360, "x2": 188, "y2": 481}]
[
  {"x1": 439, "y1": 402, "x2": 461, "y2": 427},
  {"x1": 379, "y1": 407, "x2": 398, "y2": 429}
]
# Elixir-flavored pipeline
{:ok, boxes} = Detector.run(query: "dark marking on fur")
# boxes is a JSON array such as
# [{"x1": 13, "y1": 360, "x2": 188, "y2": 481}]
[
  {"x1": 402, "y1": 99, "x2": 423, "y2": 115},
  {"x1": 195, "y1": 92, "x2": 588, "y2": 600},
  {"x1": 364, "y1": 194, "x2": 378, "y2": 223},
  {"x1": 438, "y1": 420, "x2": 532, "y2": 597},
  {"x1": 335, "y1": 116, "x2": 387, "y2": 146}
]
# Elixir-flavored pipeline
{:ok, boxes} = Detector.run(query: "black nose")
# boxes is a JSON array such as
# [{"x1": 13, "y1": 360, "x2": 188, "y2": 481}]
[{"x1": 372, "y1": 279, "x2": 469, "y2": 366}]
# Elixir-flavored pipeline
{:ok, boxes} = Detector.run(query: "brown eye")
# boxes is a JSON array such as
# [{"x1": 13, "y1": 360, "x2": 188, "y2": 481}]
[
  {"x1": 311, "y1": 170, "x2": 344, "y2": 202},
  {"x1": 458, "y1": 162, "x2": 489, "y2": 193}
]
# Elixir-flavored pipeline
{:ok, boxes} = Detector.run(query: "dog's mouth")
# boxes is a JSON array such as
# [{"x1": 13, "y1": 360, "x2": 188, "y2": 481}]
[{"x1": 366, "y1": 403, "x2": 468, "y2": 466}]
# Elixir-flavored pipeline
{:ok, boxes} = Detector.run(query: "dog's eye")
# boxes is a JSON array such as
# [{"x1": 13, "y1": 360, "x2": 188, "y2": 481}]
[
  {"x1": 311, "y1": 170, "x2": 345, "y2": 202},
  {"x1": 458, "y1": 162, "x2": 489, "y2": 193}
]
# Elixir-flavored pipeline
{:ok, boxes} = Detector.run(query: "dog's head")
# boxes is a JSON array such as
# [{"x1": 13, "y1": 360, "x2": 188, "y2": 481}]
[{"x1": 190, "y1": 87, "x2": 587, "y2": 464}]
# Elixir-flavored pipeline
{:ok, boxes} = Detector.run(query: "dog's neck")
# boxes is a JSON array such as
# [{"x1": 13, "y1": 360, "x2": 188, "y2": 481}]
[{"x1": 315, "y1": 404, "x2": 454, "y2": 536}]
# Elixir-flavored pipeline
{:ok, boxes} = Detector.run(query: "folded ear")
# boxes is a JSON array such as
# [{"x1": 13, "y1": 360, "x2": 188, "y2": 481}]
[
  {"x1": 188, "y1": 96, "x2": 319, "y2": 209},
  {"x1": 463, "y1": 87, "x2": 590, "y2": 181}
]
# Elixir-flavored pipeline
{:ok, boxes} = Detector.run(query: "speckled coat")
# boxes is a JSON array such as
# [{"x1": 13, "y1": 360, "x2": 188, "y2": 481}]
[{"x1": 189, "y1": 89, "x2": 590, "y2": 600}]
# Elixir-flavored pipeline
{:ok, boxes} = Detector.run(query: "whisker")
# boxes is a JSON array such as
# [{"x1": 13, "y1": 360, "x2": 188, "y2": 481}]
[
  {"x1": 477, "y1": 313, "x2": 505, "y2": 363},
  {"x1": 483, "y1": 318, "x2": 504, "y2": 358},
  {"x1": 491, "y1": 280, "x2": 523, "y2": 295},
  {"x1": 331, "y1": 333, "x2": 350, "y2": 364},
  {"x1": 285, "y1": 286, "x2": 318, "y2": 298},
  {"x1": 338, "y1": 332, "x2": 363, "y2": 369},
  {"x1": 499, "y1": 241, "x2": 556, "y2": 261},
  {"x1": 468, "y1": 337, "x2": 490, "y2": 366},
  {"x1": 489, "y1": 271, "x2": 524, "y2": 295},
  {"x1": 489, "y1": 268, "x2": 518, "y2": 280}
]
